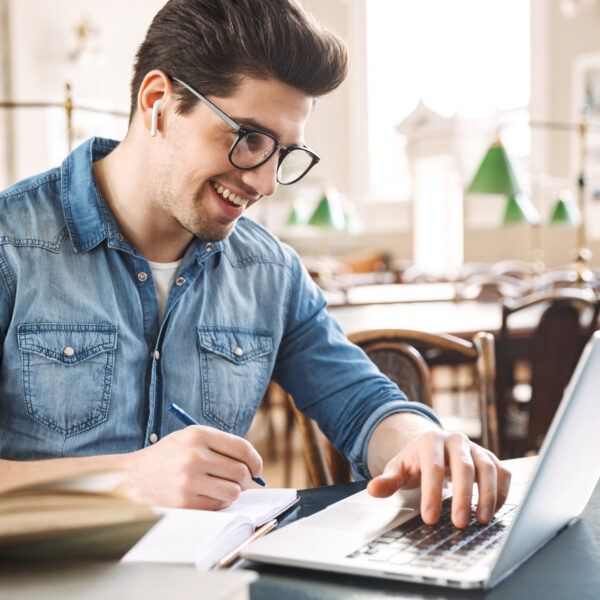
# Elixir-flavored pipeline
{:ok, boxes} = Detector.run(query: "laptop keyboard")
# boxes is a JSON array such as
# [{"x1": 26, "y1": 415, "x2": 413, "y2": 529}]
[{"x1": 347, "y1": 498, "x2": 517, "y2": 571}]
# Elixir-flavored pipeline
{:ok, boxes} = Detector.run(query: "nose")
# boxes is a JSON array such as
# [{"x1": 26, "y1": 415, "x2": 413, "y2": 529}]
[{"x1": 240, "y1": 153, "x2": 279, "y2": 197}]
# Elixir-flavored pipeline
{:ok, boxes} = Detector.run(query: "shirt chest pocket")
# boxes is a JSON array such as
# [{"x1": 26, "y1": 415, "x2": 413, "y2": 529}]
[
  {"x1": 197, "y1": 327, "x2": 273, "y2": 434},
  {"x1": 17, "y1": 323, "x2": 117, "y2": 437}
]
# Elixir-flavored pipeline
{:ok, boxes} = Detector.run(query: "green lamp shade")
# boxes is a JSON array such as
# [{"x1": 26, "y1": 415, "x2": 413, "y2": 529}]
[
  {"x1": 344, "y1": 210, "x2": 361, "y2": 234},
  {"x1": 467, "y1": 140, "x2": 521, "y2": 196},
  {"x1": 308, "y1": 189, "x2": 346, "y2": 231},
  {"x1": 549, "y1": 195, "x2": 581, "y2": 226},
  {"x1": 285, "y1": 206, "x2": 304, "y2": 226},
  {"x1": 503, "y1": 193, "x2": 540, "y2": 225}
]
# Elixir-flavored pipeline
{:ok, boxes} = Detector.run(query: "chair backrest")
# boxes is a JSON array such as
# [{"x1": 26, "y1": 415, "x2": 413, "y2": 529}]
[
  {"x1": 491, "y1": 259, "x2": 534, "y2": 280},
  {"x1": 289, "y1": 328, "x2": 498, "y2": 487},
  {"x1": 498, "y1": 288, "x2": 600, "y2": 454},
  {"x1": 454, "y1": 273, "x2": 531, "y2": 303}
]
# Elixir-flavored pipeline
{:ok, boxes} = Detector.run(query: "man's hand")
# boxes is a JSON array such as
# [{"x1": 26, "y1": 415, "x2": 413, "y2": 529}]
[
  {"x1": 366, "y1": 414, "x2": 511, "y2": 528},
  {"x1": 121, "y1": 426, "x2": 264, "y2": 510}
]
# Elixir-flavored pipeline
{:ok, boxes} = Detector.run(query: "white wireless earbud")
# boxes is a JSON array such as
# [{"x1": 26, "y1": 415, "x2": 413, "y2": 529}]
[{"x1": 150, "y1": 100, "x2": 164, "y2": 137}]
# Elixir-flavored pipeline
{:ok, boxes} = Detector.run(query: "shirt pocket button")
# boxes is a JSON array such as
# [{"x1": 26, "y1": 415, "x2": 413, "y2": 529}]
[
  {"x1": 234, "y1": 347, "x2": 244, "y2": 357},
  {"x1": 63, "y1": 346, "x2": 75, "y2": 357}
]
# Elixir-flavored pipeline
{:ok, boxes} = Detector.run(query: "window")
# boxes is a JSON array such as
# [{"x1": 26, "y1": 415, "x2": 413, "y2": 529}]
[{"x1": 366, "y1": 0, "x2": 531, "y2": 201}]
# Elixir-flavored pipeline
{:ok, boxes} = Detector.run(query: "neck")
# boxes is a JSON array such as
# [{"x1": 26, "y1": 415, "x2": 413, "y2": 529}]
[{"x1": 92, "y1": 131, "x2": 193, "y2": 263}]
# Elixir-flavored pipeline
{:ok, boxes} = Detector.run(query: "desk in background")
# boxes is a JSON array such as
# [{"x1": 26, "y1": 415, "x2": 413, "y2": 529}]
[
  {"x1": 323, "y1": 282, "x2": 458, "y2": 307},
  {"x1": 328, "y1": 300, "x2": 539, "y2": 338}
]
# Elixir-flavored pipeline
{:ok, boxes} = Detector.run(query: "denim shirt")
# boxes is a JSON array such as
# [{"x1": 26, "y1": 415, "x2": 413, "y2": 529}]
[{"x1": 0, "y1": 138, "x2": 439, "y2": 479}]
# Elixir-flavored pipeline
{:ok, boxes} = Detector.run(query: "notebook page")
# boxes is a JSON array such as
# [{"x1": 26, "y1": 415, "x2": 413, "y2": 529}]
[
  {"x1": 121, "y1": 488, "x2": 297, "y2": 568},
  {"x1": 218, "y1": 488, "x2": 298, "y2": 526},
  {"x1": 121, "y1": 509, "x2": 252, "y2": 566}
]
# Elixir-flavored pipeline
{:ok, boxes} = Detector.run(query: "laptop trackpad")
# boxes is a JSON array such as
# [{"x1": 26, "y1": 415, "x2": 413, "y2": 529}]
[
  {"x1": 306, "y1": 503, "x2": 415, "y2": 529},
  {"x1": 303, "y1": 488, "x2": 420, "y2": 532}
]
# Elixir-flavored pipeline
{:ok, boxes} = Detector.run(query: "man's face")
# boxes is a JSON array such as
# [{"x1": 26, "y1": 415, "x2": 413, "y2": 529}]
[{"x1": 153, "y1": 77, "x2": 313, "y2": 241}]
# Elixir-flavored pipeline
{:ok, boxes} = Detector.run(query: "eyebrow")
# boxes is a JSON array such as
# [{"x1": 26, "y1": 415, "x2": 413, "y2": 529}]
[
  {"x1": 232, "y1": 117, "x2": 279, "y2": 139},
  {"x1": 232, "y1": 117, "x2": 307, "y2": 149}
]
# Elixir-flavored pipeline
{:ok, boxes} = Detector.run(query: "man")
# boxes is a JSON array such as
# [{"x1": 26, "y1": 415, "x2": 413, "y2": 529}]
[{"x1": 0, "y1": 0, "x2": 509, "y2": 528}]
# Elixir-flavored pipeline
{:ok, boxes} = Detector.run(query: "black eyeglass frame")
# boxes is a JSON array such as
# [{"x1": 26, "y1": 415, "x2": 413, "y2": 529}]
[{"x1": 171, "y1": 76, "x2": 320, "y2": 185}]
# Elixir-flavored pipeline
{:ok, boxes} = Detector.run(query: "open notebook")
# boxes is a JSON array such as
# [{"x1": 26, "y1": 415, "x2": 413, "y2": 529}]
[{"x1": 122, "y1": 488, "x2": 298, "y2": 570}]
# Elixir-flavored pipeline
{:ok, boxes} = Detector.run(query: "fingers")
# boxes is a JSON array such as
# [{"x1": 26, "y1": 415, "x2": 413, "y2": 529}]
[
  {"x1": 470, "y1": 446, "x2": 497, "y2": 524},
  {"x1": 367, "y1": 430, "x2": 512, "y2": 529},
  {"x1": 198, "y1": 426, "x2": 264, "y2": 481},
  {"x1": 367, "y1": 470, "x2": 407, "y2": 498},
  {"x1": 366, "y1": 450, "x2": 409, "y2": 497},
  {"x1": 200, "y1": 446, "x2": 253, "y2": 491},
  {"x1": 126, "y1": 425, "x2": 264, "y2": 510},
  {"x1": 418, "y1": 432, "x2": 446, "y2": 524},
  {"x1": 446, "y1": 433, "x2": 476, "y2": 527},
  {"x1": 180, "y1": 474, "x2": 244, "y2": 509},
  {"x1": 489, "y1": 453, "x2": 512, "y2": 512}
]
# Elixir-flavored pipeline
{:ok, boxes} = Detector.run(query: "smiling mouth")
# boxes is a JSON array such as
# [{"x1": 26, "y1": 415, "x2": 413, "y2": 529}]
[{"x1": 212, "y1": 181, "x2": 249, "y2": 208}]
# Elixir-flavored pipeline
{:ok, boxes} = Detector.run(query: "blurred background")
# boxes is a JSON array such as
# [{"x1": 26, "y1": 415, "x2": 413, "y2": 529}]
[
  {"x1": 3, "y1": 0, "x2": 600, "y2": 487},
  {"x1": 3, "y1": 1, "x2": 600, "y2": 271}
]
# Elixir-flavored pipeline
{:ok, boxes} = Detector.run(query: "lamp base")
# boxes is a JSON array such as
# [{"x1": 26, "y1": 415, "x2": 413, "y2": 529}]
[{"x1": 573, "y1": 247, "x2": 595, "y2": 287}]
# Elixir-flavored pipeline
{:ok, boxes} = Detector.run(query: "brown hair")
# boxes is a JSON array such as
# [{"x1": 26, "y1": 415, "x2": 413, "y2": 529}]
[{"x1": 129, "y1": 0, "x2": 349, "y2": 121}]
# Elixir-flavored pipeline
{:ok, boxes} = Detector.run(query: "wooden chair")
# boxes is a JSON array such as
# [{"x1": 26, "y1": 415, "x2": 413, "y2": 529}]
[
  {"x1": 491, "y1": 259, "x2": 535, "y2": 280},
  {"x1": 497, "y1": 288, "x2": 600, "y2": 457},
  {"x1": 454, "y1": 273, "x2": 530, "y2": 303},
  {"x1": 289, "y1": 328, "x2": 499, "y2": 487}
]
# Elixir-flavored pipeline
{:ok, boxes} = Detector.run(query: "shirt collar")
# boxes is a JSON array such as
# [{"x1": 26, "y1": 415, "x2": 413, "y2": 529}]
[
  {"x1": 60, "y1": 137, "x2": 223, "y2": 261},
  {"x1": 61, "y1": 137, "x2": 119, "y2": 253}
]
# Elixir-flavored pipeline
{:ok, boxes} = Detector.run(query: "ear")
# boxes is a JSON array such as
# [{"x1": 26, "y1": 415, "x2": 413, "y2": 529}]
[{"x1": 138, "y1": 70, "x2": 172, "y2": 138}]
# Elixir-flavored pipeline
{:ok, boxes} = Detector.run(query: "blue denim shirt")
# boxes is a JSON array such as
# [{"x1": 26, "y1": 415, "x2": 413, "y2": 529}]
[{"x1": 0, "y1": 138, "x2": 439, "y2": 479}]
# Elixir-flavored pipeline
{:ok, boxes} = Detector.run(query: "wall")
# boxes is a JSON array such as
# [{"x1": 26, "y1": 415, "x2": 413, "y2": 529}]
[
  {"x1": 0, "y1": 0, "x2": 12, "y2": 185},
  {"x1": 5, "y1": 0, "x2": 164, "y2": 185}
]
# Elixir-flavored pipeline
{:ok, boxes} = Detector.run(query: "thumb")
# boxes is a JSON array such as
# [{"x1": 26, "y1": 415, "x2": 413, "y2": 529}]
[{"x1": 367, "y1": 461, "x2": 408, "y2": 498}]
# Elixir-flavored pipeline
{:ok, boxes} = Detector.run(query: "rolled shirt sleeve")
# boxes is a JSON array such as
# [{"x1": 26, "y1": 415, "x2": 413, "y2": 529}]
[{"x1": 272, "y1": 248, "x2": 441, "y2": 480}]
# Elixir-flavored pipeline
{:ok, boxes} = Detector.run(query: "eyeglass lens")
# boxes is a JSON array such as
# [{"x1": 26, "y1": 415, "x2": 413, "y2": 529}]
[
  {"x1": 277, "y1": 148, "x2": 314, "y2": 184},
  {"x1": 231, "y1": 131, "x2": 314, "y2": 184},
  {"x1": 232, "y1": 132, "x2": 275, "y2": 168}
]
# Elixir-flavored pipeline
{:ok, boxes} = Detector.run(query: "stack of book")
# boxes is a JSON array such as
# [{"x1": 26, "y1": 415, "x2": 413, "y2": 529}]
[{"x1": 0, "y1": 471, "x2": 159, "y2": 560}]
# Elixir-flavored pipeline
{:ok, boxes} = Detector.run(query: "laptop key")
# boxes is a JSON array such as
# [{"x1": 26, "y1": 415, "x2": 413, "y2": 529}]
[
  {"x1": 389, "y1": 552, "x2": 418, "y2": 565},
  {"x1": 348, "y1": 500, "x2": 518, "y2": 571},
  {"x1": 367, "y1": 548, "x2": 401, "y2": 562}
]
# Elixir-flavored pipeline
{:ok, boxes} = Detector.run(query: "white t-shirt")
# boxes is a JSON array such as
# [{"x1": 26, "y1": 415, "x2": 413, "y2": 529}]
[{"x1": 148, "y1": 259, "x2": 183, "y2": 321}]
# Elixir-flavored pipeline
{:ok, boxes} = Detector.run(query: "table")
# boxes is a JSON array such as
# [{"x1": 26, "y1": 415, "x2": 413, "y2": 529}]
[
  {"x1": 1, "y1": 461, "x2": 597, "y2": 599},
  {"x1": 245, "y1": 459, "x2": 600, "y2": 599},
  {"x1": 328, "y1": 300, "x2": 540, "y2": 338},
  {"x1": 0, "y1": 564, "x2": 256, "y2": 599},
  {"x1": 323, "y1": 282, "x2": 458, "y2": 307}
]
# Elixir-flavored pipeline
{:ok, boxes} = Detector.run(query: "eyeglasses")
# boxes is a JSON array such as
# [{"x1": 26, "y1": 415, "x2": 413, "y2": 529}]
[{"x1": 172, "y1": 77, "x2": 320, "y2": 185}]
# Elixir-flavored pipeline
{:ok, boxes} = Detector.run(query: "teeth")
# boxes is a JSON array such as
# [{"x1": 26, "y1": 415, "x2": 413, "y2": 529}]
[{"x1": 212, "y1": 182, "x2": 248, "y2": 207}]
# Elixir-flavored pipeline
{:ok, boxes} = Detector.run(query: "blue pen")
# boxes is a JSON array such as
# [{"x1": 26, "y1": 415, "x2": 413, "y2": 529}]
[{"x1": 167, "y1": 402, "x2": 266, "y2": 486}]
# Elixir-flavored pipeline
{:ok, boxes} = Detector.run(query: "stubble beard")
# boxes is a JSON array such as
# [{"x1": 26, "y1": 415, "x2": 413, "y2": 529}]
[{"x1": 167, "y1": 187, "x2": 238, "y2": 242}]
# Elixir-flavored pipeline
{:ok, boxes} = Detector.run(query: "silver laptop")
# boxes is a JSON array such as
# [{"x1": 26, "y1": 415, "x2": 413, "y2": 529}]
[{"x1": 243, "y1": 331, "x2": 600, "y2": 589}]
